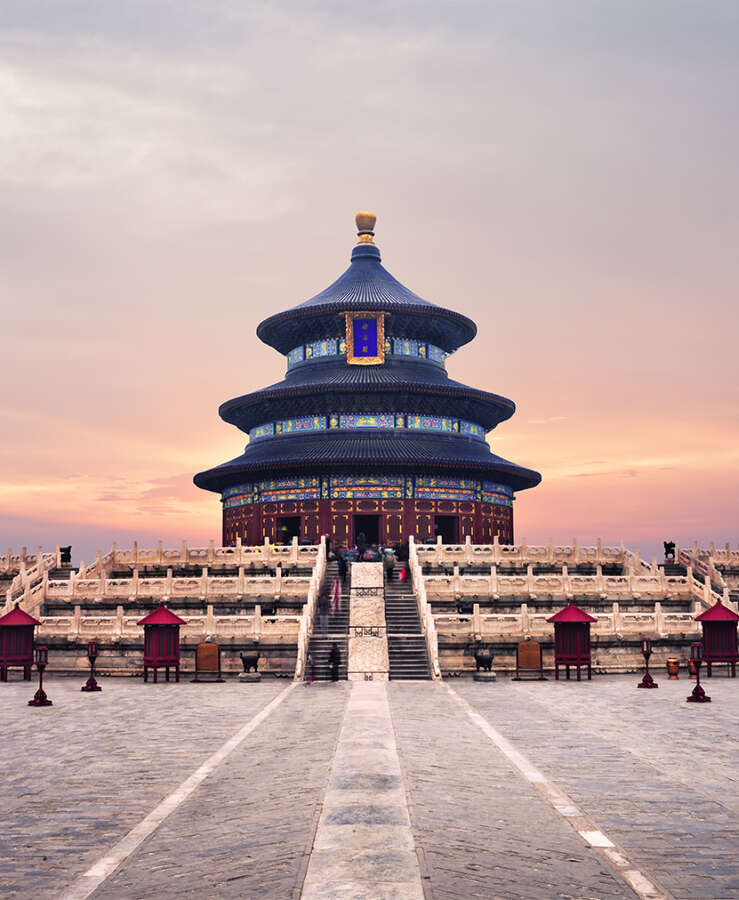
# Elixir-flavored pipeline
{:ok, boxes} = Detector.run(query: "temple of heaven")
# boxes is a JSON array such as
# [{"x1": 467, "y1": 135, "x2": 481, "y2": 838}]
[{"x1": 194, "y1": 213, "x2": 541, "y2": 547}]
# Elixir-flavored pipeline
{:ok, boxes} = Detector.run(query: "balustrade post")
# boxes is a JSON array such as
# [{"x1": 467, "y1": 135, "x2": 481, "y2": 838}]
[
  {"x1": 181, "y1": 540, "x2": 188, "y2": 564},
  {"x1": 572, "y1": 537, "x2": 579, "y2": 565},
  {"x1": 520, "y1": 602, "x2": 529, "y2": 636},
  {"x1": 489, "y1": 565, "x2": 498, "y2": 599},
  {"x1": 254, "y1": 604, "x2": 262, "y2": 637},
  {"x1": 166, "y1": 567, "x2": 173, "y2": 596},
  {"x1": 526, "y1": 564, "x2": 535, "y2": 596},
  {"x1": 132, "y1": 568, "x2": 139, "y2": 600},
  {"x1": 291, "y1": 536, "x2": 298, "y2": 565},
  {"x1": 465, "y1": 534, "x2": 472, "y2": 565},
  {"x1": 612, "y1": 602, "x2": 620, "y2": 632},
  {"x1": 201, "y1": 566, "x2": 208, "y2": 600},
  {"x1": 238, "y1": 566, "x2": 245, "y2": 594},
  {"x1": 115, "y1": 605, "x2": 124, "y2": 639},
  {"x1": 208, "y1": 540, "x2": 215, "y2": 565},
  {"x1": 206, "y1": 604, "x2": 215, "y2": 635},
  {"x1": 654, "y1": 601, "x2": 664, "y2": 636},
  {"x1": 453, "y1": 565, "x2": 461, "y2": 597},
  {"x1": 275, "y1": 565, "x2": 282, "y2": 599},
  {"x1": 493, "y1": 534, "x2": 500, "y2": 564},
  {"x1": 596, "y1": 537, "x2": 602, "y2": 562},
  {"x1": 596, "y1": 564, "x2": 605, "y2": 597},
  {"x1": 562, "y1": 564, "x2": 571, "y2": 599},
  {"x1": 157, "y1": 540, "x2": 163, "y2": 565},
  {"x1": 472, "y1": 602, "x2": 481, "y2": 640},
  {"x1": 73, "y1": 604, "x2": 82, "y2": 639}
]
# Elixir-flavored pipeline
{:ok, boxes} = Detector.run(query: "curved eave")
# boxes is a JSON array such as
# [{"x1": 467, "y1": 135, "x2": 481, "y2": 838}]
[
  {"x1": 219, "y1": 380, "x2": 515, "y2": 433},
  {"x1": 194, "y1": 433, "x2": 542, "y2": 494},
  {"x1": 257, "y1": 303, "x2": 476, "y2": 355}
]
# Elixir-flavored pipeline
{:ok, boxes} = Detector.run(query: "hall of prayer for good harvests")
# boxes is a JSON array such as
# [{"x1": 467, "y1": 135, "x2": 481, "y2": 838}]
[{"x1": 194, "y1": 213, "x2": 541, "y2": 547}]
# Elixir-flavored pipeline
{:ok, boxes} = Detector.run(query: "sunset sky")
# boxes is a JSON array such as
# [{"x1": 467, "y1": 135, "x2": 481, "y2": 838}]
[{"x1": 2, "y1": 1, "x2": 738, "y2": 564}]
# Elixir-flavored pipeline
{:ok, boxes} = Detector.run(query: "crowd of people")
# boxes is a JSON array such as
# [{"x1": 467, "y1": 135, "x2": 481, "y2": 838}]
[{"x1": 329, "y1": 533, "x2": 410, "y2": 584}]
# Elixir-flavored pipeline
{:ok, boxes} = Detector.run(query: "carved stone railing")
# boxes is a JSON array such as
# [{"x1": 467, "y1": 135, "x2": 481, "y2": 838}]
[
  {"x1": 414, "y1": 536, "x2": 627, "y2": 569},
  {"x1": 433, "y1": 602, "x2": 698, "y2": 642},
  {"x1": 4, "y1": 548, "x2": 61, "y2": 604},
  {"x1": 422, "y1": 564, "x2": 698, "y2": 602},
  {"x1": 36, "y1": 606, "x2": 303, "y2": 642},
  {"x1": 108, "y1": 537, "x2": 318, "y2": 571},
  {"x1": 294, "y1": 537, "x2": 327, "y2": 681},
  {"x1": 408, "y1": 536, "x2": 441, "y2": 679},
  {"x1": 1, "y1": 547, "x2": 59, "y2": 576}
]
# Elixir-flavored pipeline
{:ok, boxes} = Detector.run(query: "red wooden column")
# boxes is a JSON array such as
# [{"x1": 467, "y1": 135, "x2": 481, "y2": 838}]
[
  {"x1": 0, "y1": 605, "x2": 40, "y2": 682},
  {"x1": 695, "y1": 600, "x2": 739, "y2": 677},
  {"x1": 137, "y1": 606, "x2": 186, "y2": 684},
  {"x1": 547, "y1": 603, "x2": 597, "y2": 681}
]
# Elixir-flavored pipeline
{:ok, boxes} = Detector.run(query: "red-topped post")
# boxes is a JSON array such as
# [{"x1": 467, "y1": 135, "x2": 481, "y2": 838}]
[
  {"x1": 547, "y1": 603, "x2": 597, "y2": 681},
  {"x1": 137, "y1": 606, "x2": 186, "y2": 683},
  {"x1": 81, "y1": 640, "x2": 102, "y2": 692},
  {"x1": 28, "y1": 645, "x2": 52, "y2": 707},
  {"x1": 0, "y1": 604, "x2": 40, "y2": 682},
  {"x1": 695, "y1": 600, "x2": 739, "y2": 677}
]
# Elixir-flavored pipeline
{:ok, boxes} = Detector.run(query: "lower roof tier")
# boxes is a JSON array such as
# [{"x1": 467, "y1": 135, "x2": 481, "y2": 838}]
[
  {"x1": 193, "y1": 431, "x2": 541, "y2": 494},
  {"x1": 219, "y1": 357, "x2": 516, "y2": 433}
]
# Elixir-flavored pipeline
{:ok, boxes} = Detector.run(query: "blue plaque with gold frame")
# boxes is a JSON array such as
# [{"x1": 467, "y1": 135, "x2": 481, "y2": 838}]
[{"x1": 343, "y1": 311, "x2": 386, "y2": 365}]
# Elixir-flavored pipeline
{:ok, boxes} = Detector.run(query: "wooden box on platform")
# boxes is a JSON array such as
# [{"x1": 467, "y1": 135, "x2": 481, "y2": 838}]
[
  {"x1": 514, "y1": 640, "x2": 545, "y2": 680},
  {"x1": 547, "y1": 603, "x2": 596, "y2": 681},
  {"x1": 138, "y1": 606, "x2": 186, "y2": 683},
  {"x1": 695, "y1": 600, "x2": 739, "y2": 677},
  {"x1": 192, "y1": 642, "x2": 224, "y2": 683},
  {"x1": 0, "y1": 605, "x2": 40, "y2": 682}
]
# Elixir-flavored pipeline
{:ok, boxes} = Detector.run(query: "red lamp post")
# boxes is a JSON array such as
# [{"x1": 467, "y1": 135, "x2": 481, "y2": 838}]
[
  {"x1": 686, "y1": 642, "x2": 711, "y2": 703},
  {"x1": 637, "y1": 637, "x2": 658, "y2": 688},
  {"x1": 81, "y1": 640, "x2": 102, "y2": 692},
  {"x1": 28, "y1": 645, "x2": 53, "y2": 707}
]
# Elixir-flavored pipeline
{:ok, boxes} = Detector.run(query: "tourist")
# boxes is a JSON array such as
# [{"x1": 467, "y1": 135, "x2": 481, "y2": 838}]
[
  {"x1": 356, "y1": 530, "x2": 367, "y2": 557},
  {"x1": 318, "y1": 591, "x2": 331, "y2": 634},
  {"x1": 383, "y1": 549, "x2": 396, "y2": 581},
  {"x1": 328, "y1": 642, "x2": 341, "y2": 681},
  {"x1": 337, "y1": 550, "x2": 348, "y2": 584}
]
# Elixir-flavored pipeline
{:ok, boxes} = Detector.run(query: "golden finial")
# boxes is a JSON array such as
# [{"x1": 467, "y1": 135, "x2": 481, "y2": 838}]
[{"x1": 355, "y1": 211, "x2": 376, "y2": 244}]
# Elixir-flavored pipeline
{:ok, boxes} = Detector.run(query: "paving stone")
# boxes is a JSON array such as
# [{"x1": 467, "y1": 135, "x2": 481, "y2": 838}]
[
  {"x1": 454, "y1": 674, "x2": 739, "y2": 900},
  {"x1": 388, "y1": 682, "x2": 634, "y2": 900}
]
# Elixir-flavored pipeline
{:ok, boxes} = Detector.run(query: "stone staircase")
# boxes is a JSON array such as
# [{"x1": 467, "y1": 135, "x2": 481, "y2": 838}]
[
  {"x1": 384, "y1": 570, "x2": 431, "y2": 680},
  {"x1": 307, "y1": 562, "x2": 349, "y2": 681}
]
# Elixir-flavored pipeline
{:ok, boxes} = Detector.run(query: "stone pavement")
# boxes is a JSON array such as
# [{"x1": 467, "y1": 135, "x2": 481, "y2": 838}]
[{"x1": 0, "y1": 673, "x2": 736, "y2": 899}]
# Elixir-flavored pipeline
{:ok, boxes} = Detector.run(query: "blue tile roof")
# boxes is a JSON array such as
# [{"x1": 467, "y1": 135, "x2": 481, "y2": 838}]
[{"x1": 194, "y1": 432, "x2": 541, "y2": 493}]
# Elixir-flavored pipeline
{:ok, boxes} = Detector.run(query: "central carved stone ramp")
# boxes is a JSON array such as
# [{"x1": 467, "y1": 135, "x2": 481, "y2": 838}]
[
  {"x1": 301, "y1": 681, "x2": 424, "y2": 899},
  {"x1": 384, "y1": 571, "x2": 431, "y2": 680},
  {"x1": 308, "y1": 561, "x2": 348, "y2": 681}
]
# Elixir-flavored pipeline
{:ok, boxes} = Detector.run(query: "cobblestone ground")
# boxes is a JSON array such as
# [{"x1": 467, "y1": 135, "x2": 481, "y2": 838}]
[
  {"x1": 388, "y1": 682, "x2": 633, "y2": 900},
  {"x1": 0, "y1": 677, "x2": 299, "y2": 899},
  {"x1": 1, "y1": 674, "x2": 737, "y2": 899},
  {"x1": 453, "y1": 675, "x2": 739, "y2": 900},
  {"x1": 94, "y1": 681, "x2": 348, "y2": 899}
]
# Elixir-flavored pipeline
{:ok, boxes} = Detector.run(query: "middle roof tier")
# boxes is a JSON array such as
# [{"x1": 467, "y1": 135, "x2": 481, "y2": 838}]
[{"x1": 219, "y1": 356, "x2": 515, "y2": 434}]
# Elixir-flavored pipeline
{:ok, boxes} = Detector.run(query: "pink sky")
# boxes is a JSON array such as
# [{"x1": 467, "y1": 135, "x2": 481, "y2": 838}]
[{"x1": 2, "y1": 2, "x2": 738, "y2": 563}]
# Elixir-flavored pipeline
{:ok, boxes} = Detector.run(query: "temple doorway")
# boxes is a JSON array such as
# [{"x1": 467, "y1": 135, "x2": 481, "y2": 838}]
[
  {"x1": 277, "y1": 516, "x2": 301, "y2": 543},
  {"x1": 353, "y1": 514, "x2": 381, "y2": 547},
  {"x1": 433, "y1": 515, "x2": 458, "y2": 544}
]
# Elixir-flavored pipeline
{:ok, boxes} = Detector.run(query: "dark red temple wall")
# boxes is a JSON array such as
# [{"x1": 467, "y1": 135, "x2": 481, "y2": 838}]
[{"x1": 223, "y1": 499, "x2": 513, "y2": 547}]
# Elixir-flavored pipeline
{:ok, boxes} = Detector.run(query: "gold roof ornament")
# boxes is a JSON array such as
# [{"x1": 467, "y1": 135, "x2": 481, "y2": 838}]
[{"x1": 355, "y1": 211, "x2": 376, "y2": 244}]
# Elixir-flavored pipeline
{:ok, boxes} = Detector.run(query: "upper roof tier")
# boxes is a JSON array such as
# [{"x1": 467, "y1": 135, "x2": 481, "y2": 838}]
[{"x1": 257, "y1": 213, "x2": 477, "y2": 354}]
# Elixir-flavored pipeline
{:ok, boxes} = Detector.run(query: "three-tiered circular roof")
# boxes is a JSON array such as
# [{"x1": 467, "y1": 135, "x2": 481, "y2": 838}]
[{"x1": 194, "y1": 213, "x2": 541, "y2": 495}]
